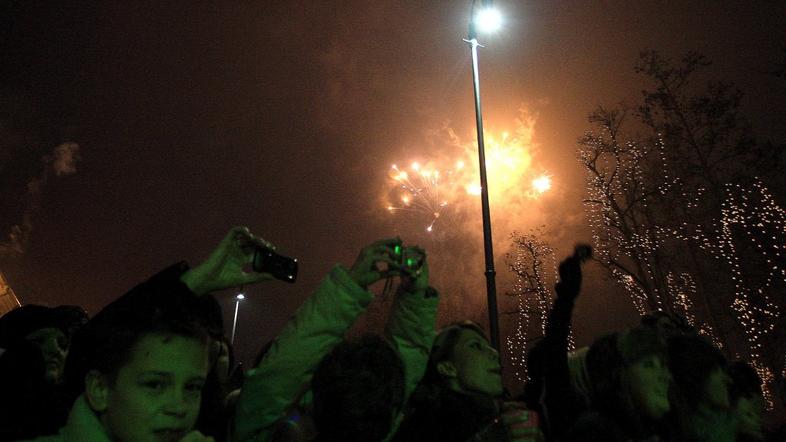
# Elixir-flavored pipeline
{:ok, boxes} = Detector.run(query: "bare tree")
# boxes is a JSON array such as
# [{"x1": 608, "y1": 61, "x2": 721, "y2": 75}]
[
  {"x1": 579, "y1": 49, "x2": 786, "y2": 404},
  {"x1": 503, "y1": 228, "x2": 557, "y2": 381}
]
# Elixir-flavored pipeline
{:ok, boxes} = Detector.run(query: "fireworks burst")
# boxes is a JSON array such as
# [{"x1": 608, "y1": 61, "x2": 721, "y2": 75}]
[
  {"x1": 384, "y1": 123, "x2": 553, "y2": 234},
  {"x1": 386, "y1": 162, "x2": 455, "y2": 233}
]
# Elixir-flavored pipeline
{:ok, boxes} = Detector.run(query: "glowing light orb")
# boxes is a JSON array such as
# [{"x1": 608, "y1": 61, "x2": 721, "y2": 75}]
[
  {"x1": 475, "y1": 7, "x2": 502, "y2": 33},
  {"x1": 532, "y1": 175, "x2": 552, "y2": 193}
]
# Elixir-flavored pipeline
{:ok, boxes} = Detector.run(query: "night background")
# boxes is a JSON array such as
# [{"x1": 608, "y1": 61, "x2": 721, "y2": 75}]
[{"x1": 2, "y1": 0, "x2": 785, "y2": 408}]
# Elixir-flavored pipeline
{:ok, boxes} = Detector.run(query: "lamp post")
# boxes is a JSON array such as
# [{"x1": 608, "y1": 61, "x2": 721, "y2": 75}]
[
  {"x1": 231, "y1": 292, "x2": 245, "y2": 345},
  {"x1": 464, "y1": 0, "x2": 502, "y2": 350}
]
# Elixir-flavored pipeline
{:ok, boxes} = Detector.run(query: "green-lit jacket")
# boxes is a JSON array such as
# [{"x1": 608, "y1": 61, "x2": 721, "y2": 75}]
[{"x1": 233, "y1": 264, "x2": 439, "y2": 442}]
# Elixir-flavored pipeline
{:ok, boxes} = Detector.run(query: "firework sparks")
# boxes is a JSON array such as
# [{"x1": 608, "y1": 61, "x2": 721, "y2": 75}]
[
  {"x1": 383, "y1": 111, "x2": 551, "y2": 234},
  {"x1": 387, "y1": 163, "x2": 452, "y2": 233}
]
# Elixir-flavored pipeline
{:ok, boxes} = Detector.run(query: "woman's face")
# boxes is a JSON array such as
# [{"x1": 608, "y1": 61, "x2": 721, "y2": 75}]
[
  {"x1": 96, "y1": 333, "x2": 209, "y2": 442},
  {"x1": 703, "y1": 367, "x2": 732, "y2": 410},
  {"x1": 444, "y1": 329, "x2": 503, "y2": 397},
  {"x1": 627, "y1": 354, "x2": 671, "y2": 420},
  {"x1": 25, "y1": 327, "x2": 69, "y2": 384}
]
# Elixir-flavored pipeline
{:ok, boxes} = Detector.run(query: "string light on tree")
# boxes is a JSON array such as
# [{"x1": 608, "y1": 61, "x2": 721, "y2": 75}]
[{"x1": 504, "y1": 229, "x2": 558, "y2": 382}]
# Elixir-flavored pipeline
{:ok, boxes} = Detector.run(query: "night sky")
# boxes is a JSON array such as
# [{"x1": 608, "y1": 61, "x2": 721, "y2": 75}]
[{"x1": 2, "y1": 1, "x2": 785, "y2": 373}]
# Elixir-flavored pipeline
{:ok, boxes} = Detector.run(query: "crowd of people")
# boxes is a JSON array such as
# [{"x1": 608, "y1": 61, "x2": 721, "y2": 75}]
[{"x1": 0, "y1": 226, "x2": 783, "y2": 441}]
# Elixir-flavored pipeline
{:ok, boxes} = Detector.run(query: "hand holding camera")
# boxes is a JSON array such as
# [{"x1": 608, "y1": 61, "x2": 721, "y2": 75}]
[
  {"x1": 348, "y1": 237, "x2": 428, "y2": 292},
  {"x1": 181, "y1": 226, "x2": 297, "y2": 296},
  {"x1": 348, "y1": 237, "x2": 405, "y2": 289},
  {"x1": 397, "y1": 245, "x2": 429, "y2": 295}
]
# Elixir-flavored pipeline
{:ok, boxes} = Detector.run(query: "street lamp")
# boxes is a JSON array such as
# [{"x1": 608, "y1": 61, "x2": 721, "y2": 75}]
[
  {"x1": 464, "y1": 0, "x2": 502, "y2": 351},
  {"x1": 231, "y1": 292, "x2": 245, "y2": 345}
]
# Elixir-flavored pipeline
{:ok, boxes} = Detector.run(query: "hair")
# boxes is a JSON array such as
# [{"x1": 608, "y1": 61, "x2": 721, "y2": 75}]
[
  {"x1": 667, "y1": 334, "x2": 726, "y2": 409},
  {"x1": 420, "y1": 321, "x2": 487, "y2": 387},
  {"x1": 392, "y1": 321, "x2": 500, "y2": 442},
  {"x1": 65, "y1": 286, "x2": 210, "y2": 396},
  {"x1": 585, "y1": 326, "x2": 666, "y2": 437},
  {"x1": 727, "y1": 360, "x2": 762, "y2": 405},
  {"x1": 311, "y1": 334, "x2": 405, "y2": 442}
]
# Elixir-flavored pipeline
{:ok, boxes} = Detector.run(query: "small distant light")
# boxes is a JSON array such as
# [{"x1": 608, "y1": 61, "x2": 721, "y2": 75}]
[
  {"x1": 532, "y1": 175, "x2": 552, "y2": 193},
  {"x1": 236, "y1": 293, "x2": 245, "y2": 300},
  {"x1": 475, "y1": 7, "x2": 502, "y2": 33}
]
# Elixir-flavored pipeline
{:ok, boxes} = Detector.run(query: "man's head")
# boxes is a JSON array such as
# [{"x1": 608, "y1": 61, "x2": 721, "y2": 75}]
[
  {"x1": 311, "y1": 334, "x2": 405, "y2": 442},
  {"x1": 0, "y1": 304, "x2": 81, "y2": 384},
  {"x1": 72, "y1": 290, "x2": 210, "y2": 442}
]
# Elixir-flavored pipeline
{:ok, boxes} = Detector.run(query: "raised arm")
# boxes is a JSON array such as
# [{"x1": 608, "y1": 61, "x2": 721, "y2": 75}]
[{"x1": 233, "y1": 238, "x2": 403, "y2": 442}]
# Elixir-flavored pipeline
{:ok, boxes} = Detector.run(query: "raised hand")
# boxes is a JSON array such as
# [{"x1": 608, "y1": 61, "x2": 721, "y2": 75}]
[
  {"x1": 348, "y1": 237, "x2": 403, "y2": 289},
  {"x1": 181, "y1": 226, "x2": 277, "y2": 296},
  {"x1": 555, "y1": 244, "x2": 592, "y2": 300},
  {"x1": 399, "y1": 246, "x2": 429, "y2": 295}
]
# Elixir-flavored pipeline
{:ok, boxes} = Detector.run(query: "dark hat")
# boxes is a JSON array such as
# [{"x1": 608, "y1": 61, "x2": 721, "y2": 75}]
[{"x1": 0, "y1": 305, "x2": 73, "y2": 349}]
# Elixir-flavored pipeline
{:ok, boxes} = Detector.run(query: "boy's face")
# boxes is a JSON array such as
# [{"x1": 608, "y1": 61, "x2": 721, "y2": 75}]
[{"x1": 96, "y1": 333, "x2": 208, "y2": 442}]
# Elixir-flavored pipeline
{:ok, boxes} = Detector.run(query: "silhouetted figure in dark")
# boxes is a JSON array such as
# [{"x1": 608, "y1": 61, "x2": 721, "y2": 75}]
[
  {"x1": 537, "y1": 245, "x2": 592, "y2": 441},
  {"x1": 0, "y1": 304, "x2": 86, "y2": 440},
  {"x1": 310, "y1": 334, "x2": 405, "y2": 442}
]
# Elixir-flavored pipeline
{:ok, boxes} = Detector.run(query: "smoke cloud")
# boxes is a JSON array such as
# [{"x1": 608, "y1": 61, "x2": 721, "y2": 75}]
[{"x1": 0, "y1": 142, "x2": 80, "y2": 257}]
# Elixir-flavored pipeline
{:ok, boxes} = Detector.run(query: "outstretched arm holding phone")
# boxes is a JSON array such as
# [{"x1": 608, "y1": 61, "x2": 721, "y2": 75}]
[{"x1": 234, "y1": 238, "x2": 418, "y2": 442}]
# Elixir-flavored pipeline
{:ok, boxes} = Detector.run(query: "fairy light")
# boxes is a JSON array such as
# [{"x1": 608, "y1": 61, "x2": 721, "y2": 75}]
[
  {"x1": 579, "y1": 130, "x2": 670, "y2": 314},
  {"x1": 505, "y1": 229, "x2": 558, "y2": 381},
  {"x1": 580, "y1": 120, "x2": 785, "y2": 407}
]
